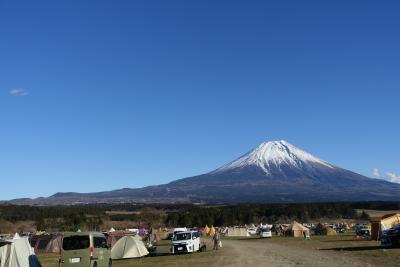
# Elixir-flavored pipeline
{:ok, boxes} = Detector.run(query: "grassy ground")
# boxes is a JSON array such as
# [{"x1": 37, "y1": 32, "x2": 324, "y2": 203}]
[
  {"x1": 228, "y1": 231, "x2": 400, "y2": 266},
  {"x1": 39, "y1": 251, "x2": 219, "y2": 267},
  {"x1": 38, "y1": 239, "x2": 218, "y2": 267},
  {"x1": 37, "y1": 233, "x2": 400, "y2": 267}
]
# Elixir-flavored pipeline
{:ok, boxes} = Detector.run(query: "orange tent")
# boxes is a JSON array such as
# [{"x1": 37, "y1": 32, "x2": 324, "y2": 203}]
[
  {"x1": 204, "y1": 225, "x2": 210, "y2": 235},
  {"x1": 208, "y1": 226, "x2": 216, "y2": 237}
]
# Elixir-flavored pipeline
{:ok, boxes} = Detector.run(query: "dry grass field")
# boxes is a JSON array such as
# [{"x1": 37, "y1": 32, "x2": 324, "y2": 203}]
[
  {"x1": 260, "y1": 232, "x2": 400, "y2": 266},
  {"x1": 37, "y1": 232, "x2": 400, "y2": 267}
]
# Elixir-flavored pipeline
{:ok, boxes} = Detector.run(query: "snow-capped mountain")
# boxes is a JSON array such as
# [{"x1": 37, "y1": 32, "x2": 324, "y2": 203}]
[
  {"x1": 212, "y1": 140, "x2": 334, "y2": 175},
  {"x1": 9, "y1": 140, "x2": 400, "y2": 205}
]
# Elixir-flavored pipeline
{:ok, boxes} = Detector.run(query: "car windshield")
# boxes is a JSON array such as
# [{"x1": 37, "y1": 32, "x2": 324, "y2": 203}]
[
  {"x1": 62, "y1": 235, "x2": 90, "y2": 250},
  {"x1": 173, "y1": 232, "x2": 191, "y2": 241}
]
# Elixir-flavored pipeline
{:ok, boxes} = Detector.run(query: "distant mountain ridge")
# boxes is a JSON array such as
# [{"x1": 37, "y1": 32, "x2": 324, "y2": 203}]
[{"x1": 8, "y1": 140, "x2": 400, "y2": 205}]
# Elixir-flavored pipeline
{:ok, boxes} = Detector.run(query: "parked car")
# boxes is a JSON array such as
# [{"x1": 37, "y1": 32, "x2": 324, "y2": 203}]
[
  {"x1": 60, "y1": 232, "x2": 111, "y2": 267},
  {"x1": 173, "y1": 227, "x2": 187, "y2": 236},
  {"x1": 335, "y1": 227, "x2": 346, "y2": 233},
  {"x1": 259, "y1": 228, "x2": 272, "y2": 238},
  {"x1": 355, "y1": 226, "x2": 370, "y2": 237},
  {"x1": 247, "y1": 227, "x2": 258, "y2": 235},
  {"x1": 171, "y1": 231, "x2": 203, "y2": 254},
  {"x1": 381, "y1": 224, "x2": 400, "y2": 248}
]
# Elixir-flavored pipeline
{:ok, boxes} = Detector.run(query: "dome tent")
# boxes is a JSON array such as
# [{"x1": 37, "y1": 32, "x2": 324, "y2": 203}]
[
  {"x1": 111, "y1": 235, "x2": 149, "y2": 260},
  {"x1": 0, "y1": 235, "x2": 42, "y2": 267},
  {"x1": 31, "y1": 234, "x2": 62, "y2": 254},
  {"x1": 314, "y1": 223, "x2": 337, "y2": 236},
  {"x1": 107, "y1": 231, "x2": 134, "y2": 247},
  {"x1": 284, "y1": 221, "x2": 310, "y2": 238}
]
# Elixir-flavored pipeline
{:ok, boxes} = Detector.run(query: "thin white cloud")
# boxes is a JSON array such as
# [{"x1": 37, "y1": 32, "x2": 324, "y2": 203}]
[
  {"x1": 372, "y1": 168, "x2": 380, "y2": 178},
  {"x1": 9, "y1": 88, "x2": 29, "y2": 97},
  {"x1": 385, "y1": 172, "x2": 400, "y2": 183}
]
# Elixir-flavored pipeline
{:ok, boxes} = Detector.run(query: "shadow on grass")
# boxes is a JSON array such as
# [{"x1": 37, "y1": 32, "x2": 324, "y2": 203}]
[
  {"x1": 149, "y1": 250, "x2": 216, "y2": 257},
  {"x1": 149, "y1": 252, "x2": 171, "y2": 257},
  {"x1": 228, "y1": 238, "x2": 271, "y2": 242},
  {"x1": 319, "y1": 239, "x2": 374, "y2": 243},
  {"x1": 319, "y1": 246, "x2": 383, "y2": 251}
]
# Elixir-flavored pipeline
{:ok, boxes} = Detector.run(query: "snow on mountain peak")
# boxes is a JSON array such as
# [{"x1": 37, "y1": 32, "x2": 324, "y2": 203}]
[{"x1": 213, "y1": 140, "x2": 334, "y2": 174}]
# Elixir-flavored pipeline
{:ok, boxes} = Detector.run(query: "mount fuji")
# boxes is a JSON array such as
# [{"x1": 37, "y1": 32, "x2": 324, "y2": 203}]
[{"x1": 9, "y1": 140, "x2": 400, "y2": 204}]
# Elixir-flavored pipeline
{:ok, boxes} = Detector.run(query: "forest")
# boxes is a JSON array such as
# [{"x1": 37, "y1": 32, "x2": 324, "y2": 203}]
[{"x1": 0, "y1": 201, "x2": 393, "y2": 233}]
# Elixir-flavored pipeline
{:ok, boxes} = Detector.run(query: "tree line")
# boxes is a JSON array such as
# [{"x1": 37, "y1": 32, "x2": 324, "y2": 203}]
[
  {"x1": 0, "y1": 201, "x2": 392, "y2": 232},
  {"x1": 165, "y1": 203, "x2": 367, "y2": 227}
]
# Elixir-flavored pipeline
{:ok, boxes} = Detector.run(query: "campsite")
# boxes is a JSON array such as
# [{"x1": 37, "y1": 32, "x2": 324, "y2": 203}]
[
  {"x1": 3, "y1": 0, "x2": 400, "y2": 266},
  {"x1": 35, "y1": 232, "x2": 400, "y2": 267},
  {"x1": 2, "y1": 202, "x2": 400, "y2": 266}
]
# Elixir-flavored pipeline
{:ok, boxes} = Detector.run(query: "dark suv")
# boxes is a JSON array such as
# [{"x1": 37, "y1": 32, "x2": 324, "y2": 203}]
[{"x1": 381, "y1": 224, "x2": 400, "y2": 248}]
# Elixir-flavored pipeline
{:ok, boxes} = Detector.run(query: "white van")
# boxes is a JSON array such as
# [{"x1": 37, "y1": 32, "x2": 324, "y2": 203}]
[
  {"x1": 173, "y1": 228, "x2": 187, "y2": 236},
  {"x1": 260, "y1": 228, "x2": 272, "y2": 238},
  {"x1": 171, "y1": 231, "x2": 201, "y2": 254}
]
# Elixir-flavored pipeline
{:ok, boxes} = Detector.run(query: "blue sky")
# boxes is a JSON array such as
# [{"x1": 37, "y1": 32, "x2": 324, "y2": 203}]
[{"x1": 1, "y1": 0, "x2": 399, "y2": 200}]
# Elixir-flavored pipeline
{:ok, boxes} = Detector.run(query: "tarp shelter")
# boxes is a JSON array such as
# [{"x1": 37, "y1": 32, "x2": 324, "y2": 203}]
[
  {"x1": 225, "y1": 227, "x2": 250, "y2": 237},
  {"x1": 111, "y1": 236, "x2": 149, "y2": 260},
  {"x1": 208, "y1": 226, "x2": 216, "y2": 237},
  {"x1": 284, "y1": 221, "x2": 310, "y2": 238},
  {"x1": 371, "y1": 213, "x2": 400, "y2": 240},
  {"x1": 314, "y1": 224, "x2": 336, "y2": 236},
  {"x1": 0, "y1": 236, "x2": 42, "y2": 267}
]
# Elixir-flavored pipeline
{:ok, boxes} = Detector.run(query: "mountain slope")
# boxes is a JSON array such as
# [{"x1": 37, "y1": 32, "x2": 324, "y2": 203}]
[{"x1": 9, "y1": 140, "x2": 400, "y2": 204}]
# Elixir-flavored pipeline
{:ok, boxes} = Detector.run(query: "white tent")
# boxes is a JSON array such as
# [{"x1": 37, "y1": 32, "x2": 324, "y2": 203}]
[
  {"x1": 109, "y1": 228, "x2": 116, "y2": 233},
  {"x1": 225, "y1": 227, "x2": 250, "y2": 237},
  {"x1": 132, "y1": 235, "x2": 142, "y2": 241},
  {"x1": 111, "y1": 236, "x2": 149, "y2": 260},
  {"x1": 0, "y1": 236, "x2": 41, "y2": 267}
]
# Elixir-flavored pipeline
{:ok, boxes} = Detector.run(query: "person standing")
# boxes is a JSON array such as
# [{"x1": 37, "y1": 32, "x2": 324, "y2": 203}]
[{"x1": 213, "y1": 230, "x2": 221, "y2": 250}]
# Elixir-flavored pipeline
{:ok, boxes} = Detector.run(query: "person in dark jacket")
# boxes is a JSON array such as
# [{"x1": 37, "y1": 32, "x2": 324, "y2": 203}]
[{"x1": 213, "y1": 231, "x2": 221, "y2": 250}]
